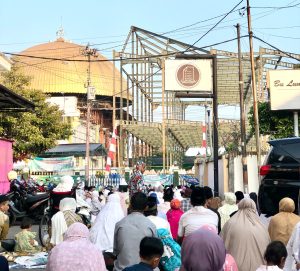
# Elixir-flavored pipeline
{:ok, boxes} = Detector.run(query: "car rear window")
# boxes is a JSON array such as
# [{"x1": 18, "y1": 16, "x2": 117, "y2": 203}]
[{"x1": 268, "y1": 146, "x2": 299, "y2": 164}]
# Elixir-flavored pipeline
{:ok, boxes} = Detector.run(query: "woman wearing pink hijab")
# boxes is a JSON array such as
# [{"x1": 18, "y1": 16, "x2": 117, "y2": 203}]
[
  {"x1": 200, "y1": 225, "x2": 238, "y2": 271},
  {"x1": 46, "y1": 223, "x2": 106, "y2": 271},
  {"x1": 167, "y1": 199, "x2": 184, "y2": 239},
  {"x1": 181, "y1": 227, "x2": 226, "y2": 271}
]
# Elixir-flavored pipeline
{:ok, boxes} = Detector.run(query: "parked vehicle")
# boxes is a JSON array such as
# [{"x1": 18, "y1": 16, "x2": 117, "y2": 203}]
[
  {"x1": 7, "y1": 189, "x2": 49, "y2": 225},
  {"x1": 258, "y1": 137, "x2": 300, "y2": 216}
]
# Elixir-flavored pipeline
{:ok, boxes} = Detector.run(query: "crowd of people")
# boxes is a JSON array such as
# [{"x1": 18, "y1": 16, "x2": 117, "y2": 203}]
[{"x1": 0, "y1": 163, "x2": 300, "y2": 270}]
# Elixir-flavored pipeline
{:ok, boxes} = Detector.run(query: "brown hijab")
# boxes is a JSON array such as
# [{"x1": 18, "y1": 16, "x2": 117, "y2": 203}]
[
  {"x1": 220, "y1": 198, "x2": 270, "y2": 271},
  {"x1": 268, "y1": 197, "x2": 300, "y2": 245}
]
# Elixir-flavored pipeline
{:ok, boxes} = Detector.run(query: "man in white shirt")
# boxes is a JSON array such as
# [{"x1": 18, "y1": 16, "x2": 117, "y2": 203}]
[{"x1": 177, "y1": 187, "x2": 218, "y2": 244}]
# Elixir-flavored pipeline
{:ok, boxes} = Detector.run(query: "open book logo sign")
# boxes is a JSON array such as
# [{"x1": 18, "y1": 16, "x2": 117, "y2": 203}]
[{"x1": 176, "y1": 64, "x2": 200, "y2": 88}]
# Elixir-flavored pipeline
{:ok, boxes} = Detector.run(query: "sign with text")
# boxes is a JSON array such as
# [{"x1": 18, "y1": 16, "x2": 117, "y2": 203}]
[
  {"x1": 268, "y1": 70, "x2": 300, "y2": 110},
  {"x1": 165, "y1": 59, "x2": 213, "y2": 92}
]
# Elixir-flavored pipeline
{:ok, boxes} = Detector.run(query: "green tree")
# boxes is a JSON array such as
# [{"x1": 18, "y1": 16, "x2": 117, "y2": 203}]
[
  {"x1": 0, "y1": 66, "x2": 73, "y2": 159},
  {"x1": 248, "y1": 102, "x2": 295, "y2": 139}
]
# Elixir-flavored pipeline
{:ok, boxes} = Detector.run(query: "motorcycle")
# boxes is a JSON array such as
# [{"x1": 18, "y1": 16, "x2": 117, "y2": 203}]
[{"x1": 7, "y1": 180, "x2": 49, "y2": 225}]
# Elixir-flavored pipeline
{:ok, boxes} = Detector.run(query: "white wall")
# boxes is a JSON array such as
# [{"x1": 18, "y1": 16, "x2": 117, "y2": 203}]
[{"x1": 198, "y1": 154, "x2": 266, "y2": 196}]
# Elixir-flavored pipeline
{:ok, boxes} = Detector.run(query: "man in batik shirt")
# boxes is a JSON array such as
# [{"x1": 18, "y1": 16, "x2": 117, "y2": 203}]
[{"x1": 129, "y1": 162, "x2": 146, "y2": 197}]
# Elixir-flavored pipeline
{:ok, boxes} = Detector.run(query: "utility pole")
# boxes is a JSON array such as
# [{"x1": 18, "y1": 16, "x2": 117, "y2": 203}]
[
  {"x1": 162, "y1": 60, "x2": 166, "y2": 173},
  {"x1": 82, "y1": 44, "x2": 97, "y2": 183},
  {"x1": 236, "y1": 24, "x2": 248, "y2": 193},
  {"x1": 247, "y1": 0, "x2": 261, "y2": 170}
]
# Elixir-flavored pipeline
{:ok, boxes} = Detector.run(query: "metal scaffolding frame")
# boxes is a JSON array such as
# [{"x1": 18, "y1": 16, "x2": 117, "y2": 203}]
[
  {"x1": 115, "y1": 25, "x2": 299, "y2": 170},
  {"x1": 116, "y1": 26, "x2": 212, "y2": 170}
]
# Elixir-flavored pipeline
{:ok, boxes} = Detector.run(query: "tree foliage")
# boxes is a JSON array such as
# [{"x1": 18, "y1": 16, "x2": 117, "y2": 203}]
[
  {"x1": 0, "y1": 66, "x2": 73, "y2": 159},
  {"x1": 248, "y1": 102, "x2": 295, "y2": 139}
]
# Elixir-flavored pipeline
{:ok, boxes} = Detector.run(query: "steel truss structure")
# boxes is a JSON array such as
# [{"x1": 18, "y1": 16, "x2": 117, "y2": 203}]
[{"x1": 115, "y1": 25, "x2": 299, "y2": 169}]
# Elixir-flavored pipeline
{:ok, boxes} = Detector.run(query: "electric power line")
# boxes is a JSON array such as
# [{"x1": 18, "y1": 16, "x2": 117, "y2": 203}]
[
  {"x1": 253, "y1": 35, "x2": 300, "y2": 62},
  {"x1": 184, "y1": 0, "x2": 244, "y2": 51}
]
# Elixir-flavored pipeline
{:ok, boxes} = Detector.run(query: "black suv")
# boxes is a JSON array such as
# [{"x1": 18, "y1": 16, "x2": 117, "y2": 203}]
[{"x1": 258, "y1": 137, "x2": 300, "y2": 216}]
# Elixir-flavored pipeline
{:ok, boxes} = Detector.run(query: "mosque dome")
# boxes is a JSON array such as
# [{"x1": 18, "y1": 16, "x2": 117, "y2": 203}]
[{"x1": 15, "y1": 37, "x2": 129, "y2": 99}]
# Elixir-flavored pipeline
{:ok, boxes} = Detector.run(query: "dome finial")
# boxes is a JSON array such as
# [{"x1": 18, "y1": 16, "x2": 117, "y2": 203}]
[{"x1": 56, "y1": 17, "x2": 65, "y2": 41}]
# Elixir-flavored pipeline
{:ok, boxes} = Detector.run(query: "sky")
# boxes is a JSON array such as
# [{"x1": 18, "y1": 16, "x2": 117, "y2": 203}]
[
  {"x1": 1, "y1": 0, "x2": 300, "y2": 123},
  {"x1": 1, "y1": 0, "x2": 299, "y2": 54}
]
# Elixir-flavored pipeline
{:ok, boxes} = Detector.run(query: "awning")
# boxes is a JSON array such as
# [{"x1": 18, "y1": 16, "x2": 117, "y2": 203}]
[
  {"x1": 40, "y1": 143, "x2": 107, "y2": 157},
  {"x1": 0, "y1": 84, "x2": 35, "y2": 112}
]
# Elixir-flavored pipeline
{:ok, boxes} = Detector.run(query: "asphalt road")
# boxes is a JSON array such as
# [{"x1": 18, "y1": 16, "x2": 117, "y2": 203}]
[{"x1": 7, "y1": 224, "x2": 45, "y2": 271}]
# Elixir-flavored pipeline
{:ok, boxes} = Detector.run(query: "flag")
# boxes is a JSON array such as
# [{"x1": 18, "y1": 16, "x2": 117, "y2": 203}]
[{"x1": 105, "y1": 126, "x2": 117, "y2": 172}]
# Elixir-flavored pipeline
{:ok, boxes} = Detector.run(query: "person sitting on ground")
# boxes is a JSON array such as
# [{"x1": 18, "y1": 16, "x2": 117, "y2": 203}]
[
  {"x1": 52, "y1": 175, "x2": 74, "y2": 193},
  {"x1": 14, "y1": 217, "x2": 40, "y2": 254},
  {"x1": 166, "y1": 199, "x2": 184, "y2": 240},
  {"x1": 180, "y1": 187, "x2": 192, "y2": 213},
  {"x1": 145, "y1": 196, "x2": 181, "y2": 271},
  {"x1": 218, "y1": 192, "x2": 238, "y2": 229},
  {"x1": 235, "y1": 191, "x2": 244, "y2": 204},
  {"x1": 144, "y1": 196, "x2": 171, "y2": 232},
  {"x1": 250, "y1": 192, "x2": 258, "y2": 210},
  {"x1": 113, "y1": 192, "x2": 157, "y2": 271},
  {"x1": 230, "y1": 191, "x2": 245, "y2": 217},
  {"x1": 0, "y1": 195, "x2": 9, "y2": 243},
  {"x1": 50, "y1": 197, "x2": 83, "y2": 246},
  {"x1": 177, "y1": 187, "x2": 218, "y2": 244},
  {"x1": 256, "y1": 241, "x2": 287, "y2": 271},
  {"x1": 203, "y1": 186, "x2": 222, "y2": 233},
  {"x1": 181, "y1": 227, "x2": 226, "y2": 271},
  {"x1": 123, "y1": 237, "x2": 164, "y2": 271},
  {"x1": 283, "y1": 221, "x2": 300, "y2": 271},
  {"x1": 118, "y1": 185, "x2": 130, "y2": 216},
  {"x1": 221, "y1": 198, "x2": 270, "y2": 271},
  {"x1": 46, "y1": 223, "x2": 106, "y2": 271},
  {"x1": 90, "y1": 193, "x2": 124, "y2": 252},
  {"x1": 200, "y1": 224, "x2": 238, "y2": 271},
  {"x1": 158, "y1": 186, "x2": 174, "y2": 216},
  {"x1": 268, "y1": 197, "x2": 300, "y2": 246},
  {"x1": 154, "y1": 184, "x2": 164, "y2": 204},
  {"x1": 89, "y1": 190, "x2": 102, "y2": 218}
]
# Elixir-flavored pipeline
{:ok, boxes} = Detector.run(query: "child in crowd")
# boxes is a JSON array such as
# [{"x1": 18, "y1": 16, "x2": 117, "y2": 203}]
[
  {"x1": 123, "y1": 237, "x2": 164, "y2": 271},
  {"x1": 14, "y1": 218, "x2": 40, "y2": 254},
  {"x1": 256, "y1": 241, "x2": 287, "y2": 271},
  {"x1": 166, "y1": 199, "x2": 183, "y2": 240},
  {"x1": 0, "y1": 195, "x2": 10, "y2": 244}
]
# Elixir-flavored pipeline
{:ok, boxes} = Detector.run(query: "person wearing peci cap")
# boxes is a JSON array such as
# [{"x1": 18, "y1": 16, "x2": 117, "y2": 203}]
[{"x1": 0, "y1": 195, "x2": 10, "y2": 251}]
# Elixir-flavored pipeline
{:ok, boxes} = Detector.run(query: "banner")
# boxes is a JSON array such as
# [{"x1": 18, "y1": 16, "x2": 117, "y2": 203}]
[
  {"x1": 29, "y1": 156, "x2": 74, "y2": 173},
  {"x1": 165, "y1": 59, "x2": 213, "y2": 92}
]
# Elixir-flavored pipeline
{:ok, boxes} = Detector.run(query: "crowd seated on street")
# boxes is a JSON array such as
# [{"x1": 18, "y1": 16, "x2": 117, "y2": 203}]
[{"x1": 2, "y1": 168, "x2": 300, "y2": 271}]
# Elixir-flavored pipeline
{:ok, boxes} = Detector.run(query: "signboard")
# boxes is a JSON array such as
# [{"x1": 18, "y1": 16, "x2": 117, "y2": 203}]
[
  {"x1": 165, "y1": 59, "x2": 213, "y2": 92},
  {"x1": 268, "y1": 70, "x2": 300, "y2": 110},
  {"x1": 88, "y1": 86, "x2": 96, "y2": 100}
]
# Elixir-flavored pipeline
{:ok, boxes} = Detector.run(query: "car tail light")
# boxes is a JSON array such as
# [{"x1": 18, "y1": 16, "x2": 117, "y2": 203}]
[{"x1": 260, "y1": 164, "x2": 271, "y2": 176}]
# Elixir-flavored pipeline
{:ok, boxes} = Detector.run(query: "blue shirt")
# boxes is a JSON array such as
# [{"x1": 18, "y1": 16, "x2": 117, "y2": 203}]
[{"x1": 123, "y1": 262, "x2": 153, "y2": 271}]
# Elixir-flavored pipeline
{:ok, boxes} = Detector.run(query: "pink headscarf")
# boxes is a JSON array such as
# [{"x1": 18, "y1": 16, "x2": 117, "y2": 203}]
[
  {"x1": 182, "y1": 228, "x2": 226, "y2": 271},
  {"x1": 46, "y1": 223, "x2": 106, "y2": 271},
  {"x1": 200, "y1": 225, "x2": 238, "y2": 271}
]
